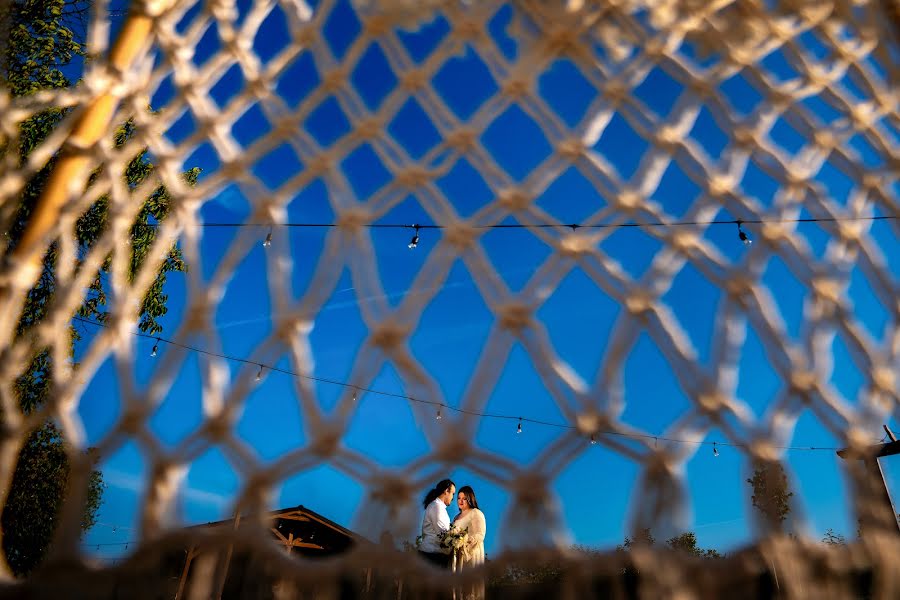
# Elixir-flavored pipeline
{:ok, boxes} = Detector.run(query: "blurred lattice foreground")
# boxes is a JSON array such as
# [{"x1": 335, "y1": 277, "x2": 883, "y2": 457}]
[{"x1": 2, "y1": 0, "x2": 900, "y2": 597}]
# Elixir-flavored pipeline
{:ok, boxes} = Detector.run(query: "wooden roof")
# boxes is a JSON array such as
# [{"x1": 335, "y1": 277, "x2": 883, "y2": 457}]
[{"x1": 196, "y1": 504, "x2": 365, "y2": 554}]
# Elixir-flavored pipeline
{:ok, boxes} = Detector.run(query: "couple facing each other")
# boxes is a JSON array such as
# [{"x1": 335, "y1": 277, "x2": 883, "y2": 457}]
[{"x1": 418, "y1": 479, "x2": 486, "y2": 570}]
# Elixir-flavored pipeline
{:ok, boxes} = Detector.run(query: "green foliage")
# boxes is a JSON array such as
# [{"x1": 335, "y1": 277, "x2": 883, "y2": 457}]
[
  {"x1": 1, "y1": 424, "x2": 105, "y2": 576},
  {"x1": 404, "y1": 534, "x2": 423, "y2": 552},
  {"x1": 747, "y1": 462, "x2": 794, "y2": 528},
  {"x1": 618, "y1": 527, "x2": 655, "y2": 550},
  {"x1": 618, "y1": 529, "x2": 721, "y2": 562},
  {"x1": 488, "y1": 559, "x2": 563, "y2": 587},
  {"x1": 488, "y1": 534, "x2": 721, "y2": 590},
  {"x1": 664, "y1": 532, "x2": 722, "y2": 558},
  {"x1": 1, "y1": 0, "x2": 192, "y2": 577},
  {"x1": 2, "y1": 0, "x2": 83, "y2": 98},
  {"x1": 73, "y1": 118, "x2": 195, "y2": 335}
]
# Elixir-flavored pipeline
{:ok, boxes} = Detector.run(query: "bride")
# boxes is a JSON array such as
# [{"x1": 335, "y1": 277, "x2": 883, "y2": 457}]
[{"x1": 449, "y1": 486, "x2": 486, "y2": 600}]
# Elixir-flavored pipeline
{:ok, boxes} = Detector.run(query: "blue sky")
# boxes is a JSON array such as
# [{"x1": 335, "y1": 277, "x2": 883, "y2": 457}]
[{"x1": 72, "y1": 1, "x2": 900, "y2": 559}]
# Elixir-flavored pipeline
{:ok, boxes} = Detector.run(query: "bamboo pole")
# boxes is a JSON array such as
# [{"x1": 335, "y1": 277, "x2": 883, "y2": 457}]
[
  {"x1": 0, "y1": 2, "x2": 175, "y2": 341},
  {"x1": 10, "y1": 11, "x2": 155, "y2": 270},
  {"x1": 0, "y1": 5, "x2": 175, "y2": 573}
]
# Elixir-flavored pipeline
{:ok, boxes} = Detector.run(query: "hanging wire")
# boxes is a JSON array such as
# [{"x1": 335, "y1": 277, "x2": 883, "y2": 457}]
[
  {"x1": 83, "y1": 540, "x2": 135, "y2": 548},
  {"x1": 126, "y1": 214, "x2": 898, "y2": 232},
  {"x1": 72, "y1": 318, "x2": 854, "y2": 453}
]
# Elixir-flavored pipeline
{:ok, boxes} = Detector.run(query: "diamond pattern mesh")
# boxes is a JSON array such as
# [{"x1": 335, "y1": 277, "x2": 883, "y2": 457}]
[{"x1": 1, "y1": 0, "x2": 900, "y2": 597}]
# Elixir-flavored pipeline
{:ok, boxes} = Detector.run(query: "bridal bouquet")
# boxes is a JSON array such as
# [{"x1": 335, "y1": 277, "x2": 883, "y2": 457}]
[{"x1": 440, "y1": 528, "x2": 469, "y2": 555}]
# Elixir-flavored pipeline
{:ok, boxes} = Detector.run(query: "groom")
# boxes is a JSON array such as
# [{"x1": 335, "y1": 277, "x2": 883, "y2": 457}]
[{"x1": 419, "y1": 478, "x2": 455, "y2": 568}]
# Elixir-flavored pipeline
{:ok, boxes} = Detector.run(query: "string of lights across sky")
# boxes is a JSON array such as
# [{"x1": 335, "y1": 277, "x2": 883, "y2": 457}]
[
  {"x1": 72, "y1": 315, "x2": 860, "y2": 454},
  {"x1": 129, "y1": 213, "x2": 898, "y2": 250}
]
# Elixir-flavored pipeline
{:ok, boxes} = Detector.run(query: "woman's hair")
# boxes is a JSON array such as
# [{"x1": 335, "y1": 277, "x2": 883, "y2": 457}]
[
  {"x1": 422, "y1": 479, "x2": 455, "y2": 508},
  {"x1": 457, "y1": 485, "x2": 479, "y2": 510}
]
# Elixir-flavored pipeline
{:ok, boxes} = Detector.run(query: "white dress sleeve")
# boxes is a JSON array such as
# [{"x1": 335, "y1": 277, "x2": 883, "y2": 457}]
[{"x1": 468, "y1": 509, "x2": 486, "y2": 546}]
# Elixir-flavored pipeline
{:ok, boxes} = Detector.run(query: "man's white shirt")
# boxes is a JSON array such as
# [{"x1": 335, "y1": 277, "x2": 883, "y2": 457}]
[{"x1": 420, "y1": 497, "x2": 450, "y2": 553}]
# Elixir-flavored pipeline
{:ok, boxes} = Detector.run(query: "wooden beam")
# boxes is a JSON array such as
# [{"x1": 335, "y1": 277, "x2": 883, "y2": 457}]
[
  {"x1": 290, "y1": 539, "x2": 324, "y2": 550},
  {"x1": 274, "y1": 514, "x2": 312, "y2": 522},
  {"x1": 296, "y1": 511, "x2": 353, "y2": 536},
  {"x1": 271, "y1": 528, "x2": 289, "y2": 544},
  {"x1": 836, "y1": 438, "x2": 900, "y2": 532},
  {"x1": 275, "y1": 528, "x2": 324, "y2": 551},
  {"x1": 838, "y1": 440, "x2": 900, "y2": 459},
  {"x1": 174, "y1": 547, "x2": 195, "y2": 600},
  {"x1": 212, "y1": 513, "x2": 240, "y2": 599}
]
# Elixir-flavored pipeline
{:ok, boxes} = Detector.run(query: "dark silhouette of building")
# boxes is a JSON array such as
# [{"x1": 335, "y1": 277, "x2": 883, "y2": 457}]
[{"x1": 174, "y1": 505, "x2": 364, "y2": 599}]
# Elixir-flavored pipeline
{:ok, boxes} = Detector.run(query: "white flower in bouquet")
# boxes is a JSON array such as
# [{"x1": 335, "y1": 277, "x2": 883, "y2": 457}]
[{"x1": 440, "y1": 528, "x2": 470, "y2": 555}]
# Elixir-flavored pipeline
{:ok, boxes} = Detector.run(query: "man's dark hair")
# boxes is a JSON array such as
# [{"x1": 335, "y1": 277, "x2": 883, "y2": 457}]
[{"x1": 422, "y1": 479, "x2": 455, "y2": 508}]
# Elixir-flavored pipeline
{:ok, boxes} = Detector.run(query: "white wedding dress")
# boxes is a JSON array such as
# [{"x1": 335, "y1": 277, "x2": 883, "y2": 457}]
[{"x1": 451, "y1": 508, "x2": 486, "y2": 600}]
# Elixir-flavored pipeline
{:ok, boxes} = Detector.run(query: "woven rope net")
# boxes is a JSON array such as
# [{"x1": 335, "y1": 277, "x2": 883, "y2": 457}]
[{"x1": 1, "y1": 0, "x2": 900, "y2": 597}]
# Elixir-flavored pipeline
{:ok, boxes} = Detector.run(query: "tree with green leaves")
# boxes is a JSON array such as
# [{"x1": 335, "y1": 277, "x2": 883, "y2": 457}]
[
  {"x1": 2, "y1": 0, "x2": 192, "y2": 577},
  {"x1": 747, "y1": 461, "x2": 794, "y2": 529},
  {"x1": 618, "y1": 529, "x2": 720, "y2": 557},
  {"x1": 618, "y1": 527, "x2": 655, "y2": 550},
  {"x1": 664, "y1": 532, "x2": 721, "y2": 558}
]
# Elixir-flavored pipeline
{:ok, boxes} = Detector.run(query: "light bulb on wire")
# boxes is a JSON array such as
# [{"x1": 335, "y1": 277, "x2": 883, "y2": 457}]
[
  {"x1": 151, "y1": 339, "x2": 159, "y2": 357},
  {"x1": 408, "y1": 225, "x2": 419, "y2": 249},
  {"x1": 737, "y1": 221, "x2": 752, "y2": 245},
  {"x1": 263, "y1": 229, "x2": 273, "y2": 248},
  {"x1": 255, "y1": 364, "x2": 263, "y2": 381},
  {"x1": 713, "y1": 442, "x2": 719, "y2": 457},
  {"x1": 517, "y1": 418, "x2": 522, "y2": 434},
  {"x1": 436, "y1": 406, "x2": 443, "y2": 420},
  {"x1": 590, "y1": 434, "x2": 597, "y2": 445}
]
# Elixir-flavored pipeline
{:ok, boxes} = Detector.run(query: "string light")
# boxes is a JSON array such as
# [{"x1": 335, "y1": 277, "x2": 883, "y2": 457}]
[
  {"x1": 263, "y1": 229, "x2": 272, "y2": 248},
  {"x1": 256, "y1": 364, "x2": 263, "y2": 381},
  {"x1": 737, "y1": 221, "x2": 752, "y2": 245},
  {"x1": 408, "y1": 225, "x2": 419, "y2": 249},
  {"x1": 83, "y1": 540, "x2": 136, "y2": 548},
  {"x1": 129, "y1": 214, "x2": 897, "y2": 233},
  {"x1": 82, "y1": 523, "x2": 137, "y2": 551},
  {"x1": 94, "y1": 522, "x2": 134, "y2": 532},
  {"x1": 72, "y1": 316, "x2": 856, "y2": 453},
  {"x1": 713, "y1": 442, "x2": 719, "y2": 457},
  {"x1": 150, "y1": 338, "x2": 159, "y2": 357},
  {"x1": 436, "y1": 406, "x2": 442, "y2": 420},
  {"x1": 590, "y1": 434, "x2": 597, "y2": 445}
]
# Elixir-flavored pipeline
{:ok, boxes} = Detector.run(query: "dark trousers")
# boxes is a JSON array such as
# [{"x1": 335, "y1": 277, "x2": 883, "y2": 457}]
[{"x1": 419, "y1": 550, "x2": 450, "y2": 568}]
